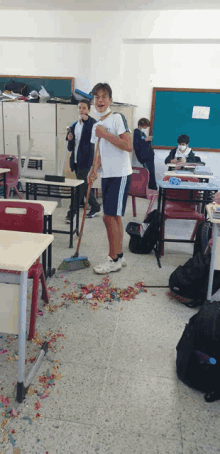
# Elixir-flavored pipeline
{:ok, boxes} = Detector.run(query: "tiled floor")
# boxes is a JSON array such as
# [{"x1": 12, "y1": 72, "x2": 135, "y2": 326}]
[{"x1": 1, "y1": 195, "x2": 220, "y2": 454}]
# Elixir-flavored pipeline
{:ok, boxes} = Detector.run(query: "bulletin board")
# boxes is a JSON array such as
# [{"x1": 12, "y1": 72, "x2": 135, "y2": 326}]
[
  {"x1": 0, "y1": 75, "x2": 74, "y2": 99},
  {"x1": 150, "y1": 88, "x2": 220, "y2": 151}
]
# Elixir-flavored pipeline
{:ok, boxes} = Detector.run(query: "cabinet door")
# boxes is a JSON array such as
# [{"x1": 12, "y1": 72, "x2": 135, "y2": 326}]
[
  {"x1": 30, "y1": 104, "x2": 56, "y2": 134},
  {"x1": 57, "y1": 105, "x2": 78, "y2": 135},
  {"x1": 30, "y1": 132, "x2": 56, "y2": 161},
  {"x1": 4, "y1": 131, "x2": 29, "y2": 156},
  {"x1": 0, "y1": 130, "x2": 4, "y2": 153},
  {"x1": 3, "y1": 103, "x2": 29, "y2": 132}
]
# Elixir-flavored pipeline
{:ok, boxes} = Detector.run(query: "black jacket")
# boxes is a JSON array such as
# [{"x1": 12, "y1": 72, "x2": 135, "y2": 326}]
[
  {"x1": 67, "y1": 116, "x2": 96, "y2": 171},
  {"x1": 165, "y1": 147, "x2": 201, "y2": 165},
  {"x1": 133, "y1": 128, "x2": 154, "y2": 165}
]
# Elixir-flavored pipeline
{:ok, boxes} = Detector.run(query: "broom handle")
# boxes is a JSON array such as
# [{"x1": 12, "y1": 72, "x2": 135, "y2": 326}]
[{"x1": 74, "y1": 138, "x2": 100, "y2": 256}]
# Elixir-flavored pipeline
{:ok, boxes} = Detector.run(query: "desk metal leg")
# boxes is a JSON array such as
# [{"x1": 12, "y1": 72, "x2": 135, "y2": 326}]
[
  {"x1": 3, "y1": 172, "x2": 7, "y2": 199},
  {"x1": 207, "y1": 223, "x2": 218, "y2": 302},
  {"x1": 48, "y1": 215, "x2": 55, "y2": 277},
  {"x1": 42, "y1": 216, "x2": 47, "y2": 280},
  {"x1": 26, "y1": 182, "x2": 29, "y2": 200},
  {"x1": 69, "y1": 188, "x2": 74, "y2": 248},
  {"x1": 17, "y1": 270, "x2": 28, "y2": 403}
]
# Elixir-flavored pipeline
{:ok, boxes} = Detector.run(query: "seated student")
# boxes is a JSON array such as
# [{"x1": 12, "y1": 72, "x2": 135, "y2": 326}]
[
  {"x1": 133, "y1": 118, "x2": 157, "y2": 190},
  {"x1": 165, "y1": 134, "x2": 201, "y2": 165}
]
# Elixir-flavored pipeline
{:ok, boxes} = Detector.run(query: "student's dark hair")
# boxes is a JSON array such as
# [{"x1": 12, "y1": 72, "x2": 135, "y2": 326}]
[
  {"x1": 138, "y1": 118, "x2": 150, "y2": 128},
  {"x1": 91, "y1": 83, "x2": 112, "y2": 99},
  {"x1": 78, "y1": 98, "x2": 91, "y2": 109},
  {"x1": 177, "y1": 134, "x2": 190, "y2": 144}
]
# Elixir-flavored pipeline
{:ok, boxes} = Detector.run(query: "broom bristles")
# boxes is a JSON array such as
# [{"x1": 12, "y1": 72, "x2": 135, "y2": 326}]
[{"x1": 58, "y1": 256, "x2": 90, "y2": 271}]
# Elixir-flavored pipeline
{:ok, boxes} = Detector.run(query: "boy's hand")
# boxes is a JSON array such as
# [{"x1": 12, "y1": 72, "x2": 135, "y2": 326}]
[
  {"x1": 81, "y1": 114, "x2": 89, "y2": 121},
  {"x1": 171, "y1": 159, "x2": 177, "y2": 163},
  {"x1": 95, "y1": 125, "x2": 107, "y2": 139},
  {"x1": 145, "y1": 136, "x2": 153, "y2": 142},
  {"x1": 87, "y1": 169, "x2": 98, "y2": 184},
  {"x1": 68, "y1": 133, "x2": 73, "y2": 141}
]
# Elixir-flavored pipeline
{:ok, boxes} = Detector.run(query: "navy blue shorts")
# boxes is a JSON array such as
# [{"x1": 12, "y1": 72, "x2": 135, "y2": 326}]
[{"x1": 101, "y1": 175, "x2": 132, "y2": 216}]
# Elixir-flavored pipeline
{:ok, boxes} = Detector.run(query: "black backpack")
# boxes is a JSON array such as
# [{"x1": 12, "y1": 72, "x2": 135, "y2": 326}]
[
  {"x1": 126, "y1": 209, "x2": 160, "y2": 254},
  {"x1": 176, "y1": 301, "x2": 220, "y2": 402},
  {"x1": 4, "y1": 80, "x2": 29, "y2": 97},
  {"x1": 193, "y1": 221, "x2": 212, "y2": 256},
  {"x1": 169, "y1": 251, "x2": 220, "y2": 308}
]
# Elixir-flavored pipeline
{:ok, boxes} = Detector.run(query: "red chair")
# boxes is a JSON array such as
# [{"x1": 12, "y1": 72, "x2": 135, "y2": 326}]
[
  {"x1": 161, "y1": 176, "x2": 205, "y2": 256},
  {"x1": 0, "y1": 155, "x2": 23, "y2": 199},
  {"x1": 0, "y1": 201, "x2": 49, "y2": 340},
  {"x1": 128, "y1": 167, "x2": 158, "y2": 219}
]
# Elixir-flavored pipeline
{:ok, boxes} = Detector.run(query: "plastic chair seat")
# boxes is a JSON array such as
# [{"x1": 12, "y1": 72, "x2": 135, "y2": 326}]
[
  {"x1": 129, "y1": 167, "x2": 158, "y2": 219},
  {"x1": 0, "y1": 155, "x2": 23, "y2": 199},
  {"x1": 0, "y1": 201, "x2": 49, "y2": 340}
]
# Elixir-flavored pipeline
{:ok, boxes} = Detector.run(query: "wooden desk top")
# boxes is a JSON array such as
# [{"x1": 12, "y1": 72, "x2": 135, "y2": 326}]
[
  {"x1": 164, "y1": 171, "x2": 214, "y2": 179},
  {"x1": 0, "y1": 168, "x2": 10, "y2": 174},
  {"x1": 167, "y1": 163, "x2": 204, "y2": 168},
  {"x1": 2, "y1": 199, "x2": 58, "y2": 216},
  {"x1": 21, "y1": 177, "x2": 84, "y2": 188},
  {"x1": 0, "y1": 230, "x2": 54, "y2": 271}
]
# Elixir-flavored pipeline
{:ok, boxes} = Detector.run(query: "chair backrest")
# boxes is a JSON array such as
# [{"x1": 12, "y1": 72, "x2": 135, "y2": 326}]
[
  {"x1": 128, "y1": 167, "x2": 149, "y2": 197},
  {"x1": 0, "y1": 155, "x2": 19, "y2": 180},
  {"x1": 0, "y1": 201, "x2": 44, "y2": 233},
  {"x1": 163, "y1": 176, "x2": 200, "y2": 202}
]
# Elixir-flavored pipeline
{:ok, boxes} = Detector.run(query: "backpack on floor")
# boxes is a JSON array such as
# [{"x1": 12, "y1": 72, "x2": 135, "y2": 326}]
[
  {"x1": 176, "y1": 301, "x2": 220, "y2": 402},
  {"x1": 193, "y1": 221, "x2": 212, "y2": 256},
  {"x1": 125, "y1": 209, "x2": 160, "y2": 254},
  {"x1": 169, "y1": 251, "x2": 220, "y2": 308}
]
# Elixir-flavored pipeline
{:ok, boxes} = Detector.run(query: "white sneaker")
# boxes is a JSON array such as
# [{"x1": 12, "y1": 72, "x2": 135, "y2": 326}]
[
  {"x1": 93, "y1": 256, "x2": 122, "y2": 274},
  {"x1": 119, "y1": 256, "x2": 127, "y2": 267}
]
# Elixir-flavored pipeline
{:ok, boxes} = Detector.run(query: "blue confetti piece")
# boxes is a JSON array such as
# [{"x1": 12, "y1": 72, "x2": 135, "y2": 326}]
[
  {"x1": 9, "y1": 433, "x2": 16, "y2": 447},
  {"x1": 0, "y1": 402, "x2": 4, "y2": 408},
  {"x1": 46, "y1": 369, "x2": 50, "y2": 378},
  {"x1": 23, "y1": 416, "x2": 32, "y2": 425},
  {"x1": 37, "y1": 439, "x2": 40, "y2": 443}
]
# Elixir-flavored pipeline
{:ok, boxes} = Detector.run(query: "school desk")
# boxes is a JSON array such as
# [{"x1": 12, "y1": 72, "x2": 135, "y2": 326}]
[
  {"x1": 0, "y1": 229, "x2": 53, "y2": 402},
  {"x1": 21, "y1": 156, "x2": 45, "y2": 170},
  {"x1": 156, "y1": 180, "x2": 220, "y2": 266},
  {"x1": 164, "y1": 170, "x2": 214, "y2": 183},
  {"x1": 21, "y1": 177, "x2": 84, "y2": 248}
]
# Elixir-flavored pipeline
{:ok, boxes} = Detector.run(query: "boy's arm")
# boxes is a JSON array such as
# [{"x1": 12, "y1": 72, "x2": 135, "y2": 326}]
[
  {"x1": 87, "y1": 139, "x2": 101, "y2": 184},
  {"x1": 165, "y1": 149, "x2": 175, "y2": 164},
  {"x1": 186, "y1": 150, "x2": 200, "y2": 163},
  {"x1": 95, "y1": 125, "x2": 133, "y2": 152}
]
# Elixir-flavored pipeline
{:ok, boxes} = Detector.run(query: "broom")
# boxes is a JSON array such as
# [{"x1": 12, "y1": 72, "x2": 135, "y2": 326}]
[{"x1": 58, "y1": 138, "x2": 100, "y2": 271}]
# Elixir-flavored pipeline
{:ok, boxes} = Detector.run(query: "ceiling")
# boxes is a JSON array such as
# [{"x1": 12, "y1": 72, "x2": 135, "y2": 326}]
[{"x1": 0, "y1": 0, "x2": 219, "y2": 10}]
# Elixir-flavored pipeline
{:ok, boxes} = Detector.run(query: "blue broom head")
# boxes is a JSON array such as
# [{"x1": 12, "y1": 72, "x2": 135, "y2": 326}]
[{"x1": 58, "y1": 256, "x2": 90, "y2": 271}]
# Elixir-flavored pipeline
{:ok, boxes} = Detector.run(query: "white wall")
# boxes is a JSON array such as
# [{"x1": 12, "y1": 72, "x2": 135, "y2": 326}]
[{"x1": 0, "y1": 9, "x2": 220, "y2": 181}]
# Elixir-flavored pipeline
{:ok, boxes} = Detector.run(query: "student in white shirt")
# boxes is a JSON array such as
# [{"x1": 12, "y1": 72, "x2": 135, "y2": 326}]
[{"x1": 88, "y1": 82, "x2": 133, "y2": 274}]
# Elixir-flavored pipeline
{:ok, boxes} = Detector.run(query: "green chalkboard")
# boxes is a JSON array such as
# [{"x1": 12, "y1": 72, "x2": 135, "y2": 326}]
[
  {"x1": 0, "y1": 75, "x2": 74, "y2": 99},
  {"x1": 150, "y1": 88, "x2": 220, "y2": 151}
]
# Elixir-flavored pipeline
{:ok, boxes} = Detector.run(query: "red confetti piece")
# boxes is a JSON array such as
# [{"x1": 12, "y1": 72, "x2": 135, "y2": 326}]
[
  {"x1": 34, "y1": 401, "x2": 41, "y2": 410},
  {"x1": 11, "y1": 408, "x2": 18, "y2": 417}
]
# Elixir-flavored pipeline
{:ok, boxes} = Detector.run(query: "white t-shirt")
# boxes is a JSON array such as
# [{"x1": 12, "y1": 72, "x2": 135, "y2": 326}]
[
  {"x1": 74, "y1": 120, "x2": 83, "y2": 163},
  {"x1": 90, "y1": 112, "x2": 132, "y2": 178}
]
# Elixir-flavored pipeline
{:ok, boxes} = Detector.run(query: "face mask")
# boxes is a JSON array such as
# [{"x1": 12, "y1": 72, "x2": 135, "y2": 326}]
[
  {"x1": 141, "y1": 128, "x2": 148, "y2": 133},
  {"x1": 179, "y1": 145, "x2": 187, "y2": 151},
  {"x1": 95, "y1": 106, "x2": 111, "y2": 119}
]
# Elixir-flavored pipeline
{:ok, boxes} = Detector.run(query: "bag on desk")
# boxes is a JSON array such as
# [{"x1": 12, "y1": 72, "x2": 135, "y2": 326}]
[
  {"x1": 176, "y1": 300, "x2": 220, "y2": 402},
  {"x1": 169, "y1": 251, "x2": 220, "y2": 308},
  {"x1": 4, "y1": 80, "x2": 29, "y2": 96},
  {"x1": 126, "y1": 209, "x2": 160, "y2": 254}
]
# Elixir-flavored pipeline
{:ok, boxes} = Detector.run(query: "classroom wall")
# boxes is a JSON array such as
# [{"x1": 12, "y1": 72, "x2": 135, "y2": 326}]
[{"x1": 1, "y1": 9, "x2": 220, "y2": 182}]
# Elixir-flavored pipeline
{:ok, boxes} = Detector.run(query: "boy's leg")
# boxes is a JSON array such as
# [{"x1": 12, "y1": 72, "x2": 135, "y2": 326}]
[{"x1": 103, "y1": 214, "x2": 122, "y2": 259}]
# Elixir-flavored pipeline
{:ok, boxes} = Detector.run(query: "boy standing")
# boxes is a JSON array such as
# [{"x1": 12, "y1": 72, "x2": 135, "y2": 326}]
[
  {"x1": 133, "y1": 118, "x2": 157, "y2": 190},
  {"x1": 66, "y1": 99, "x2": 101, "y2": 223},
  {"x1": 88, "y1": 82, "x2": 133, "y2": 274}
]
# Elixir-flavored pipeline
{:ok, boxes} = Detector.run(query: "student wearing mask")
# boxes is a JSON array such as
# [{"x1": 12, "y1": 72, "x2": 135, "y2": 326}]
[
  {"x1": 133, "y1": 118, "x2": 157, "y2": 190},
  {"x1": 165, "y1": 134, "x2": 201, "y2": 165}
]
